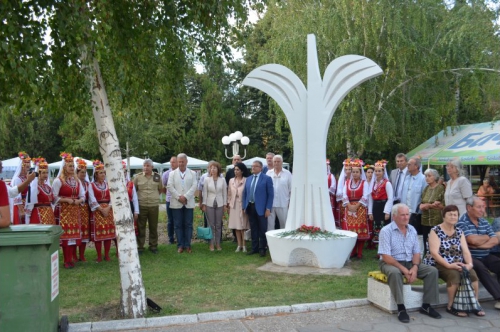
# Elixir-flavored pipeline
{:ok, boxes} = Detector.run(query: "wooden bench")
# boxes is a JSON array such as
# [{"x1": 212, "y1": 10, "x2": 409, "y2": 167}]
[
  {"x1": 367, "y1": 270, "x2": 493, "y2": 313},
  {"x1": 477, "y1": 194, "x2": 500, "y2": 217}
]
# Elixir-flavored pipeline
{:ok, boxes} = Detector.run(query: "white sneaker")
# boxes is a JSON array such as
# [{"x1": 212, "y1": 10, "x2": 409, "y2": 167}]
[
  {"x1": 242, "y1": 246, "x2": 247, "y2": 252},
  {"x1": 235, "y1": 246, "x2": 241, "y2": 252}
]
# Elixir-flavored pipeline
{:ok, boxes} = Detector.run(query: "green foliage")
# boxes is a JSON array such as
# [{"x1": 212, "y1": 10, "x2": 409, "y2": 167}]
[{"x1": 239, "y1": 0, "x2": 500, "y2": 166}]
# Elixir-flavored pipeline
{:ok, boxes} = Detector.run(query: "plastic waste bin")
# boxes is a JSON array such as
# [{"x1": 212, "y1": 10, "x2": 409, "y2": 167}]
[{"x1": 0, "y1": 225, "x2": 65, "y2": 332}]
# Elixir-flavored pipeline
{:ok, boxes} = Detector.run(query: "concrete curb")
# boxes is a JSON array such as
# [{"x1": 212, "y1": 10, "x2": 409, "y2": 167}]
[{"x1": 68, "y1": 298, "x2": 369, "y2": 332}]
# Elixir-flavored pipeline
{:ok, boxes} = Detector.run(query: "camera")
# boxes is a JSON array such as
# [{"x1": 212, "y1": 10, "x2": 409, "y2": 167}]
[{"x1": 29, "y1": 167, "x2": 39, "y2": 177}]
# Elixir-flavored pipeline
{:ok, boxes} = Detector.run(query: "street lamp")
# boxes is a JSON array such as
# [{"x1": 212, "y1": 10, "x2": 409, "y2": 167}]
[{"x1": 222, "y1": 131, "x2": 250, "y2": 160}]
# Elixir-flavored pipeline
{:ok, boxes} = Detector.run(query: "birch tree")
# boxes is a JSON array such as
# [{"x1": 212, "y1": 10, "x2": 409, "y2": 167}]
[{"x1": 1, "y1": 0, "x2": 265, "y2": 318}]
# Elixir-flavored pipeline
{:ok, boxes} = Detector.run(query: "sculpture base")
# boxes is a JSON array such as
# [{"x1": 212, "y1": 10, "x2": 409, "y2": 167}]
[{"x1": 266, "y1": 229, "x2": 358, "y2": 269}]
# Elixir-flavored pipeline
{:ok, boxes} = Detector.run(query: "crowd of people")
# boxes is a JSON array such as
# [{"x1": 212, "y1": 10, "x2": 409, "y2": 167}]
[{"x1": 2, "y1": 150, "x2": 500, "y2": 323}]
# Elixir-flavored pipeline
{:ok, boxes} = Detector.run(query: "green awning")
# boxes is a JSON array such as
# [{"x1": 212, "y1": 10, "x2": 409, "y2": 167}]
[{"x1": 407, "y1": 121, "x2": 500, "y2": 165}]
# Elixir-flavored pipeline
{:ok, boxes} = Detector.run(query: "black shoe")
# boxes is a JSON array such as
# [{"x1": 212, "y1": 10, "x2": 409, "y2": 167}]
[
  {"x1": 398, "y1": 310, "x2": 410, "y2": 323},
  {"x1": 259, "y1": 250, "x2": 266, "y2": 257},
  {"x1": 419, "y1": 306, "x2": 441, "y2": 319},
  {"x1": 247, "y1": 251, "x2": 258, "y2": 255},
  {"x1": 138, "y1": 250, "x2": 144, "y2": 256},
  {"x1": 150, "y1": 249, "x2": 158, "y2": 254}
]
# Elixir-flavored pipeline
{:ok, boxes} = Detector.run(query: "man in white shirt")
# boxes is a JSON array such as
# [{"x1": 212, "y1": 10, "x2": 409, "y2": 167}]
[
  {"x1": 266, "y1": 155, "x2": 292, "y2": 230},
  {"x1": 400, "y1": 157, "x2": 427, "y2": 234}
]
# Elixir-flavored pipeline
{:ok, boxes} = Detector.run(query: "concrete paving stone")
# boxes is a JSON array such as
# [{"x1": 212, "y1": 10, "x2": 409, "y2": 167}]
[
  {"x1": 481, "y1": 328, "x2": 500, "y2": 332},
  {"x1": 334, "y1": 321, "x2": 374, "y2": 331},
  {"x1": 334, "y1": 299, "x2": 370, "y2": 309},
  {"x1": 142, "y1": 320, "x2": 250, "y2": 332},
  {"x1": 91, "y1": 318, "x2": 146, "y2": 331},
  {"x1": 298, "y1": 326, "x2": 345, "y2": 332},
  {"x1": 369, "y1": 322, "x2": 409, "y2": 332},
  {"x1": 68, "y1": 322, "x2": 92, "y2": 332},
  {"x1": 442, "y1": 326, "x2": 482, "y2": 332},
  {"x1": 197, "y1": 309, "x2": 246, "y2": 322},
  {"x1": 245, "y1": 305, "x2": 292, "y2": 317},
  {"x1": 445, "y1": 317, "x2": 492, "y2": 329},
  {"x1": 489, "y1": 318, "x2": 500, "y2": 327},
  {"x1": 407, "y1": 324, "x2": 443, "y2": 332},
  {"x1": 146, "y1": 314, "x2": 198, "y2": 328},
  {"x1": 414, "y1": 315, "x2": 456, "y2": 327}
]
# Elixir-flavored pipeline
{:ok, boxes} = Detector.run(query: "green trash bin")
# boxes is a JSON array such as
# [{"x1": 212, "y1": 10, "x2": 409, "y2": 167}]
[{"x1": 0, "y1": 225, "x2": 65, "y2": 332}]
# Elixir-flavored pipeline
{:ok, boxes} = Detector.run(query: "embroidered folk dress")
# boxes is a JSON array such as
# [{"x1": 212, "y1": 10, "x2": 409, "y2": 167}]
[
  {"x1": 80, "y1": 180, "x2": 91, "y2": 242},
  {"x1": 53, "y1": 176, "x2": 84, "y2": 244},
  {"x1": 26, "y1": 182, "x2": 56, "y2": 225},
  {"x1": 342, "y1": 179, "x2": 370, "y2": 240},
  {"x1": 88, "y1": 181, "x2": 116, "y2": 242},
  {"x1": 11, "y1": 174, "x2": 29, "y2": 225}
]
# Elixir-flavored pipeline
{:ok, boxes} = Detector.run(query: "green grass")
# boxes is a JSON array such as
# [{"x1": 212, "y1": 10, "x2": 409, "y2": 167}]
[{"x1": 59, "y1": 242, "x2": 381, "y2": 323}]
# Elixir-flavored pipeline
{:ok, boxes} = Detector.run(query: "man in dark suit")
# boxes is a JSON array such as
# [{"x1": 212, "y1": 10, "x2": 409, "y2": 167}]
[{"x1": 243, "y1": 160, "x2": 274, "y2": 257}]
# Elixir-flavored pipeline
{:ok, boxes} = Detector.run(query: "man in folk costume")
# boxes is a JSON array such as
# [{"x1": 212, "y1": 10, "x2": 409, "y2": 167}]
[
  {"x1": 25, "y1": 158, "x2": 56, "y2": 225},
  {"x1": 88, "y1": 160, "x2": 116, "y2": 262},
  {"x1": 368, "y1": 160, "x2": 394, "y2": 249},
  {"x1": 10, "y1": 151, "x2": 32, "y2": 224},
  {"x1": 74, "y1": 158, "x2": 91, "y2": 262},
  {"x1": 52, "y1": 152, "x2": 84, "y2": 269},
  {"x1": 342, "y1": 158, "x2": 370, "y2": 259},
  {"x1": 336, "y1": 158, "x2": 351, "y2": 227}
]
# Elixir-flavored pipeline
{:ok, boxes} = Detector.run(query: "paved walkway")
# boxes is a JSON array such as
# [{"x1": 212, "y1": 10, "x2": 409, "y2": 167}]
[{"x1": 69, "y1": 299, "x2": 500, "y2": 332}]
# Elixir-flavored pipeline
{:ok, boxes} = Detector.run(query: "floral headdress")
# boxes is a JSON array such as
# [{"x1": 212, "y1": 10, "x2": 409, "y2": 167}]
[
  {"x1": 122, "y1": 161, "x2": 127, "y2": 169},
  {"x1": 19, "y1": 151, "x2": 31, "y2": 163},
  {"x1": 33, "y1": 157, "x2": 48, "y2": 170},
  {"x1": 363, "y1": 164, "x2": 374, "y2": 170},
  {"x1": 93, "y1": 160, "x2": 104, "y2": 171},
  {"x1": 60, "y1": 152, "x2": 73, "y2": 163},
  {"x1": 343, "y1": 158, "x2": 351, "y2": 166},
  {"x1": 349, "y1": 158, "x2": 364, "y2": 168},
  {"x1": 374, "y1": 159, "x2": 388, "y2": 169},
  {"x1": 76, "y1": 158, "x2": 87, "y2": 170}
]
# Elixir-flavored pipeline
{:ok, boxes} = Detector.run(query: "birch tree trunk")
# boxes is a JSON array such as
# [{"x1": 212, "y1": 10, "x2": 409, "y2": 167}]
[{"x1": 88, "y1": 56, "x2": 147, "y2": 318}]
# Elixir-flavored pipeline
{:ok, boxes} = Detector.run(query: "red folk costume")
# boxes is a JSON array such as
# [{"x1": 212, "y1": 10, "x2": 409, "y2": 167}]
[
  {"x1": 53, "y1": 152, "x2": 84, "y2": 269},
  {"x1": 89, "y1": 160, "x2": 115, "y2": 262},
  {"x1": 342, "y1": 159, "x2": 370, "y2": 259},
  {"x1": 25, "y1": 158, "x2": 56, "y2": 225},
  {"x1": 368, "y1": 160, "x2": 394, "y2": 245},
  {"x1": 10, "y1": 151, "x2": 31, "y2": 224}
]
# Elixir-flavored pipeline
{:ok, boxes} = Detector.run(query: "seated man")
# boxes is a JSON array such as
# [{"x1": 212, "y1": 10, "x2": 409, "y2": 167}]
[
  {"x1": 378, "y1": 203, "x2": 441, "y2": 323},
  {"x1": 457, "y1": 196, "x2": 500, "y2": 309},
  {"x1": 490, "y1": 216, "x2": 500, "y2": 258}
]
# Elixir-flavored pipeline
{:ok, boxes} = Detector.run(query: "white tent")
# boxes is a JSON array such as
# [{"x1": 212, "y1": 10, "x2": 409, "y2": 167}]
[
  {"x1": 48, "y1": 157, "x2": 94, "y2": 179},
  {"x1": 0, "y1": 157, "x2": 22, "y2": 179},
  {"x1": 227, "y1": 156, "x2": 290, "y2": 170},
  {"x1": 163, "y1": 155, "x2": 209, "y2": 170},
  {"x1": 123, "y1": 156, "x2": 163, "y2": 170}
]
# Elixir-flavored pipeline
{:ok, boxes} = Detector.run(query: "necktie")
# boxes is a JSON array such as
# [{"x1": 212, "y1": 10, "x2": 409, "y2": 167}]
[
  {"x1": 395, "y1": 170, "x2": 402, "y2": 199},
  {"x1": 249, "y1": 175, "x2": 257, "y2": 202}
]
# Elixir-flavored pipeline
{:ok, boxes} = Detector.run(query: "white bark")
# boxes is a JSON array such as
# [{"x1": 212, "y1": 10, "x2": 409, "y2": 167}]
[{"x1": 89, "y1": 56, "x2": 147, "y2": 318}]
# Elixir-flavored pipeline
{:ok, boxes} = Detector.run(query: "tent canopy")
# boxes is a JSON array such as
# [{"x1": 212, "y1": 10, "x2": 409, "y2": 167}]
[
  {"x1": 407, "y1": 121, "x2": 500, "y2": 165},
  {"x1": 123, "y1": 156, "x2": 163, "y2": 170},
  {"x1": 163, "y1": 155, "x2": 209, "y2": 170},
  {"x1": 226, "y1": 156, "x2": 290, "y2": 170}
]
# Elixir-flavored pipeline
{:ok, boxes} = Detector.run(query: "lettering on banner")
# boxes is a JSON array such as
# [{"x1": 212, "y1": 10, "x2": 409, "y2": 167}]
[
  {"x1": 449, "y1": 132, "x2": 500, "y2": 150},
  {"x1": 51, "y1": 251, "x2": 59, "y2": 302}
]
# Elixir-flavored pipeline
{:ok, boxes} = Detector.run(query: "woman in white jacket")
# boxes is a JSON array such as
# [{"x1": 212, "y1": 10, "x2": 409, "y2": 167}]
[{"x1": 202, "y1": 161, "x2": 227, "y2": 251}]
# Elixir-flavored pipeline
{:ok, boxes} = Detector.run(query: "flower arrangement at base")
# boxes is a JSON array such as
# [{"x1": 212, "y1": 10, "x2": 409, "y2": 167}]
[{"x1": 277, "y1": 225, "x2": 347, "y2": 240}]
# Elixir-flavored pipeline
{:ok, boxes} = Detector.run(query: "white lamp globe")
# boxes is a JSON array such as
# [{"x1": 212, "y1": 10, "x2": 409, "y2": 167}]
[
  {"x1": 233, "y1": 131, "x2": 243, "y2": 140},
  {"x1": 222, "y1": 136, "x2": 231, "y2": 145},
  {"x1": 240, "y1": 136, "x2": 250, "y2": 145},
  {"x1": 229, "y1": 133, "x2": 237, "y2": 142}
]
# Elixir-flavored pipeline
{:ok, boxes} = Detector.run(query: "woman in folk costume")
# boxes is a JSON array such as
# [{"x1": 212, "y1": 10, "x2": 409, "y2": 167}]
[
  {"x1": 25, "y1": 158, "x2": 56, "y2": 225},
  {"x1": 74, "y1": 158, "x2": 91, "y2": 262},
  {"x1": 335, "y1": 158, "x2": 351, "y2": 226},
  {"x1": 326, "y1": 159, "x2": 338, "y2": 227},
  {"x1": 342, "y1": 158, "x2": 370, "y2": 259},
  {"x1": 10, "y1": 151, "x2": 32, "y2": 224},
  {"x1": 53, "y1": 152, "x2": 84, "y2": 269},
  {"x1": 368, "y1": 160, "x2": 393, "y2": 248},
  {"x1": 88, "y1": 160, "x2": 116, "y2": 262}
]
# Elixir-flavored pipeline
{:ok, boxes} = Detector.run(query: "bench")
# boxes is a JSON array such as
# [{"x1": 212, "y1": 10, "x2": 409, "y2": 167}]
[
  {"x1": 477, "y1": 194, "x2": 500, "y2": 217},
  {"x1": 367, "y1": 270, "x2": 493, "y2": 313}
]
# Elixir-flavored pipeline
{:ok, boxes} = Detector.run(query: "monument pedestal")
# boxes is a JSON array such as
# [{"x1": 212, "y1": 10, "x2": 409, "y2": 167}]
[{"x1": 266, "y1": 229, "x2": 357, "y2": 269}]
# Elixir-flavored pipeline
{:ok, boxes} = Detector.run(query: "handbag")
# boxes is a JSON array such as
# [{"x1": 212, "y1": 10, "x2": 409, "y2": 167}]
[
  {"x1": 197, "y1": 212, "x2": 213, "y2": 240},
  {"x1": 452, "y1": 268, "x2": 482, "y2": 313}
]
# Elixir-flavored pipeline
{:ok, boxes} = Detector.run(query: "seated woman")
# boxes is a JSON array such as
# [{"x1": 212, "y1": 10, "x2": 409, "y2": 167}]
[{"x1": 424, "y1": 205, "x2": 484, "y2": 317}]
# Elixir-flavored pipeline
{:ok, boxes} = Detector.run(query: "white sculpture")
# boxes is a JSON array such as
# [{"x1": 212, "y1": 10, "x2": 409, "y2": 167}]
[{"x1": 242, "y1": 34, "x2": 383, "y2": 268}]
